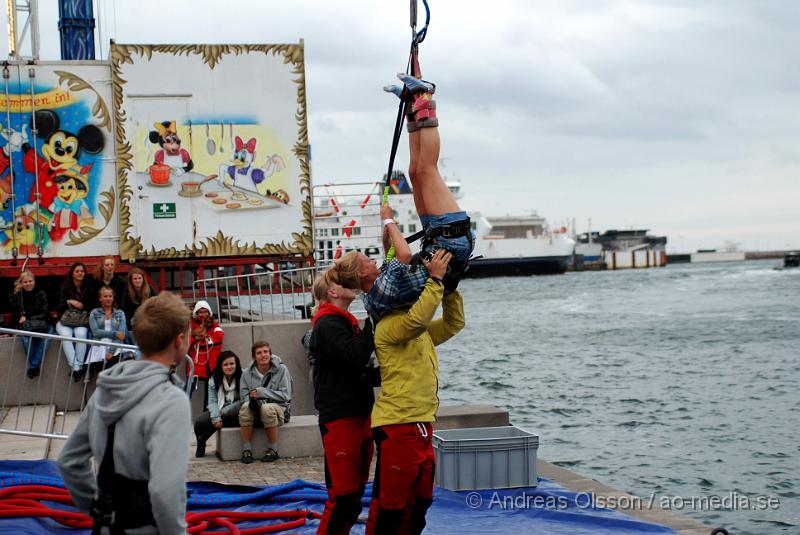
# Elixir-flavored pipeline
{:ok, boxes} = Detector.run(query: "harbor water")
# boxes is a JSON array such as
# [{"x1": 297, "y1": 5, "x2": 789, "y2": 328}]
[{"x1": 439, "y1": 260, "x2": 798, "y2": 535}]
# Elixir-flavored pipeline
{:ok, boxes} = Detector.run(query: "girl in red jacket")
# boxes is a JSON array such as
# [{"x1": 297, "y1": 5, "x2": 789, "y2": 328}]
[
  {"x1": 189, "y1": 300, "x2": 225, "y2": 407},
  {"x1": 310, "y1": 266, "x2": 378, "y2": 534}
]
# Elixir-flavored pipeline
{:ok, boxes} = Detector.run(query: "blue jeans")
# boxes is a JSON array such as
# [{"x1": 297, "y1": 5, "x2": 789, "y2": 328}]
[
  {"x1": 20, "y1": 327, "x2": 52, "y2": 369},
  {"x1": 420, "y1": 211, "x2": 474, "y2": 263}
]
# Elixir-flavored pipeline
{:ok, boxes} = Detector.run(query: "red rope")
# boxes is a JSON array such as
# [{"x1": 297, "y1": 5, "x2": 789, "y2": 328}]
[{"x1": 0, "y1": 485, "x2": 323, "y2": 534}]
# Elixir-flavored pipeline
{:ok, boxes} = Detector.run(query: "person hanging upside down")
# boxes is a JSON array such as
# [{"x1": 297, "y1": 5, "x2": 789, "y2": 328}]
[{"x1": 354, "y1": 72, "x2": 474, "y2": 320}]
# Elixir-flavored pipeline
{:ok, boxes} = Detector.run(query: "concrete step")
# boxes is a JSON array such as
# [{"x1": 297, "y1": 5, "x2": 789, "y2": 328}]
[
  {"x1": 47, "y1": 411, "x2": 83, "y2": 460},
  {"x1": 215, "y1": 404, "x2": 510, "y2": 460},
  {"x1": 216, "y1": 415, "x2": 321, "y2": 461},
  {"x1": 0, "y1": 404, "x2": 57, "y2": 460}
]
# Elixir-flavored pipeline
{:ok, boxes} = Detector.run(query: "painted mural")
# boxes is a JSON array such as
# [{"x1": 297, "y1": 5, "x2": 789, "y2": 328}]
[
  {"x1": 112, "y1": 43, "x2": 312, "y2": 260},
  {"x1": 0, "y1": 64, "x2": 117, "y2": 261}
]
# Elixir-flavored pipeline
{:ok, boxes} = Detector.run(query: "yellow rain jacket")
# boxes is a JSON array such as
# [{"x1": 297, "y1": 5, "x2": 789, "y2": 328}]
[{"x1": 371, "y1": 279, "x2": 465, "y2": 428}]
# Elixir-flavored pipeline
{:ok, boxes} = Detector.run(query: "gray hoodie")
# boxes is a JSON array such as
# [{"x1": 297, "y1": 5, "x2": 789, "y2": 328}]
[
  {"x1": 58, "y1": 359, "x2": 190, "y2": 535},
  {"x1": 240, "y1": 355, "x2": 292, "y2": 417}
]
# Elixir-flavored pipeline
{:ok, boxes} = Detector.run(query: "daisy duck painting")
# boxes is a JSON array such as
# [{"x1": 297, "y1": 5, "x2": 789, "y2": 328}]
[{"x1": 217, "y1": 136, "x2": 285, "y2": 197}]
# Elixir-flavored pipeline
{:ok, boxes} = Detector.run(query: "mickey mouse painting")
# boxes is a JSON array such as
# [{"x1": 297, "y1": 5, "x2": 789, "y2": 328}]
[
  {"x1": 21, "y1": 109, "x2": 105, "y2": 210},
  {"x1": 149, "y1": 120, "x2": 193, "y2": 175}
]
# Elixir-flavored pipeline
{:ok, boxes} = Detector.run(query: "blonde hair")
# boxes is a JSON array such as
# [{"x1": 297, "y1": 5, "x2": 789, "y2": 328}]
[
  {"x1": 331, "y1": 251, "x2": 362, "y2": 290},
  {"x1": 311, "y1": 269, "x2": 336, "y2": 316},
  {"x1": 13, "y1": 270, "x2": 35, "y2": 294},
  {"x1": 133, "y1": 292, "x2": 191, "y2": 356}
]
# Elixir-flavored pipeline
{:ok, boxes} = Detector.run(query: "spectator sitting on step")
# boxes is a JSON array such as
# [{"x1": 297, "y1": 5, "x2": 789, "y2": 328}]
[
  {"x1": 188, "y1": 300, "x2": 224, "y2": 408},
  {"x1": 121, "y1": 267, "x2": 158, "y2": 334},
  {"x1": 238, "y1": 340, "x2": 292, "y2": 464},
  {"x1": 56, "y1": 261, "x2": 95, "y2": 382},
  {"x1": 92, "y1": 256, "x2": 126, "y2": 307},
  {"x1": 87, "y1": 286, "x2": 129, "y2": 373},
  {"x1": 193, "y1": 350, "x2": 243, "y2": 458},
  {"x1": 10, "y1": 270, "x2": 52, "y2": 379}
]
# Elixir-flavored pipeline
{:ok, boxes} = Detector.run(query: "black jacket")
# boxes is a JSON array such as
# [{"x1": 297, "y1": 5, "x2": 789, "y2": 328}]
[
  {"x1": 310, "y1": 312, "x2": 379, "y2": 424},
  {"x1": 92, "y1": 275, "x2": 126, "y2": 307},
  {"x1": 10, "y1": 288, "x2": 49, "y2": 326},
  {"x1": 57, "y1": 278, "x2": 96, "y2": 316},
  {"x1": 120, "y1": 285, "x2": 158, "y2": 329}
]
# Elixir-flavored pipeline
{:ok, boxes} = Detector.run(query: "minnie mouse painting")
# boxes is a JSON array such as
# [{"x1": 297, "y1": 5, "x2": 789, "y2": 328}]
[{"x1": 149, "y1": 120, "x2": 193, "y2": 176}]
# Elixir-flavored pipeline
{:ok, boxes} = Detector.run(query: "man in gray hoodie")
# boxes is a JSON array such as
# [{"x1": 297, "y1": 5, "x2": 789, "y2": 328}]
[
  {"x1": 58, "y1": 292, "x2": 193, "y2": 535},
  {"x1": 239, "y1": 340, "x2": 292, "y2": 463}
]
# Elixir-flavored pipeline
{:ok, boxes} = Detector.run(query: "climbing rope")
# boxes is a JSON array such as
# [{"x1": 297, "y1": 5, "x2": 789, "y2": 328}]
[
  {"x1": 0, "y1": 475, "x2": 359, "y2": 534},
  {"x1": 383, "y1": 0, "x2": 432, "y2": 262}
]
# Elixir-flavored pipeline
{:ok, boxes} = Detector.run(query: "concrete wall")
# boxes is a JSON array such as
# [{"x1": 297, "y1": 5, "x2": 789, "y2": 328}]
[
  {"x1": 0, "y1": 336, "x2": 97, "y2": 413},
  {"x1": 189, "y1": 320, "x2": 314, "y2": 419},
  {"x1": 0, "y1": 319, "x2": 315, "y2": 421}
]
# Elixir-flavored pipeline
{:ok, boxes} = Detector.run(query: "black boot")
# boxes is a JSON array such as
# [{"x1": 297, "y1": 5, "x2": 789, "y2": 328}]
[{"x1": 195, "y1": 439, "x2": 206, "y2": 458}]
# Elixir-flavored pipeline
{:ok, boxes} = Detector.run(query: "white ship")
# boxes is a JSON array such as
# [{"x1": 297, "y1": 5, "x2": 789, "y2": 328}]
[{"x1": 312, "y1": 173, "x2": 575, "y2": 276}]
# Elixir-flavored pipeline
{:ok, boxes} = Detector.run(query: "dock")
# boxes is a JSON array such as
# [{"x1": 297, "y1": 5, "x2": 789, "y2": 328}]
[{"x1": 3, "y1": 405, "x2": 712, "y2": 535}]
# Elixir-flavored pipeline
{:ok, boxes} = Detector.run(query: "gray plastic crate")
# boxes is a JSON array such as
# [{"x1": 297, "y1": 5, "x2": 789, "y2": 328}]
[{"x1": 432, "y1": 426, "x2": 539, "y2": 491}]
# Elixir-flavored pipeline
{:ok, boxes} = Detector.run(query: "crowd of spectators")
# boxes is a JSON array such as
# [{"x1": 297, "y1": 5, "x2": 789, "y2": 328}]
[
  {"x1": 3, "y1": 260, "x2": 295, "y2": 462},
  {"x1": 3, "y1": 259, "x2": 159, "y2": 380}
]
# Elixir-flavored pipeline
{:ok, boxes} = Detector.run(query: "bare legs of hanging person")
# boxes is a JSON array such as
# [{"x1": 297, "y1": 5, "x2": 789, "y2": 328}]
[{"x1": 385, "y1": 73, "x2": 460, "y2": 219}]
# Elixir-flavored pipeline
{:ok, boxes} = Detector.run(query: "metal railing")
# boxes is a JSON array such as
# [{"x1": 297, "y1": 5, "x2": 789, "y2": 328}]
[
  {"x1": 312, "y1": 182, "x2": 385, "y2": 263},
  {"x1": 192, "y1": 263, "x2": 320, "y2": 324},
  {"x1": 0, "y1": 328, "x2": 194, "y2": 441},
  {"x1": 191, "y1": 261, "x2": 369, "y2": 324}
]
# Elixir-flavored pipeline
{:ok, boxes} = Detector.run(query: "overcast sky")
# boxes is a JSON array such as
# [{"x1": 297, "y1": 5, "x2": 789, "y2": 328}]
[{"x1": 4, "y1": 0, "x2": 798, "y2": 252}]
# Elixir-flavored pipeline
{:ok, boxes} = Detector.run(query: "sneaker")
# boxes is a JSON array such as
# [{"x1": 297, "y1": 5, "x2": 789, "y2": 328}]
[
  {"x1": 241, "y1": 449, "x2": 254, "y2": 464},
  {"x1": 383, "y1": 84, "x2": 405, "y2": 98},
  {"x1": 26, "y1": 367, "x2": 40, "y2": 379},
  {"x1": 71, "y1": 369, "x2": 83, "y2": 382},
  {"x1": 195, "y1": 440, "x2": 206, "y2": 458},
  {"x1": 261, "y1": 448, "x2": 279, "y2": 462},
  {"x1": 397, "y1": 73, "x2": 434, "y2": 95}
]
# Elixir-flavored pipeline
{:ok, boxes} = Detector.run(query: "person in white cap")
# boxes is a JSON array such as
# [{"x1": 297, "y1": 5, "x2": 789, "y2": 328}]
[{"x1": 189, "y1": 300, "x2": 225, "y2": 407}]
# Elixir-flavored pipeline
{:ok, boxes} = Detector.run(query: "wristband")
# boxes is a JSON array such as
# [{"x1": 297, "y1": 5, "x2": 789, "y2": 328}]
[
  {"x1": 383, "y1": 218, "x2": 396, "y2": 226},
  {"x1": 430, "y1": 276, "x2": 443, "y2": 285}
]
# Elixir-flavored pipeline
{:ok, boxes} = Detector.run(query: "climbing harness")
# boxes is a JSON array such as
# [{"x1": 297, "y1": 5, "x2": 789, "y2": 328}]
[{"x1": 90, "y1": 422, "x2": 155, "y2": 534}]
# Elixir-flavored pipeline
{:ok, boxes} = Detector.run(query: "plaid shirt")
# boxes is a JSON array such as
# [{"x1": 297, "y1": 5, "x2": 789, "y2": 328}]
[{"x1": 362, "y1": 259, "x2": 429, "y2": 319}]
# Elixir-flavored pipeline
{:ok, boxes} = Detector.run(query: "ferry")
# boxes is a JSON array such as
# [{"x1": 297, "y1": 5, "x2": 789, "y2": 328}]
[{"x1": 313, "y1": 172, "x2": 576, "y2": 276}]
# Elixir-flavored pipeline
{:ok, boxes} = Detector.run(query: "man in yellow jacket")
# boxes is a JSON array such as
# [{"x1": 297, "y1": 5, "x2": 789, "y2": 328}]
[{"x1": 363, "y1": 249, "x2": 465, "y2": 535}]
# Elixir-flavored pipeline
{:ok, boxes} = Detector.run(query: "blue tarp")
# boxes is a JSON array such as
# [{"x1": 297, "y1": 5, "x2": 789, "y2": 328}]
[{"x1": 0, "y1": 460, "x2": 677, "y2": 534}]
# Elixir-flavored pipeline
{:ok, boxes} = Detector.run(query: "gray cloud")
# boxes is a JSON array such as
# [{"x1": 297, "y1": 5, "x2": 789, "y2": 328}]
[{"x1": 3, "y1": 0, "x2": 798, "y2": 251}]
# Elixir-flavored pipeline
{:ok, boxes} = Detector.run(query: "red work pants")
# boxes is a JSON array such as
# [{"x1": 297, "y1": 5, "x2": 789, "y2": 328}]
[
  {"x1": 316, "y1": 415, "x2": 373, "y2": 534},
  {"x1": 365, "y1": 422, "x2": 435, "y2": 535}
]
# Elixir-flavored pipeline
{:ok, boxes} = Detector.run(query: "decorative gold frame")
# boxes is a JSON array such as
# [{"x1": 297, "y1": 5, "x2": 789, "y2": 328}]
[{"x1": 110, "y1": 43, "x2": 313, "y2": 261}]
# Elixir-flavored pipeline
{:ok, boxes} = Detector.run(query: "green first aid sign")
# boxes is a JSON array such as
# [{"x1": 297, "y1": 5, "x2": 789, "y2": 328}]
[{"x1": 153, "y1": 203, "x2": 176, "y2": 219}]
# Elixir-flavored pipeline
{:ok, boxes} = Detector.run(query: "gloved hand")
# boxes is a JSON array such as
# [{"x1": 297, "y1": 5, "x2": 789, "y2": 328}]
[{"x1": 443, "y1": 272, "x2": 460, "y2": 295}]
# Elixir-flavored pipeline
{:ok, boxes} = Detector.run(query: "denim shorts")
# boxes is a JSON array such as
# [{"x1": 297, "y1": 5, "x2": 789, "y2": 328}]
[{"x1": 420, "y1": 211, "x2": 474, "y2": 263}]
